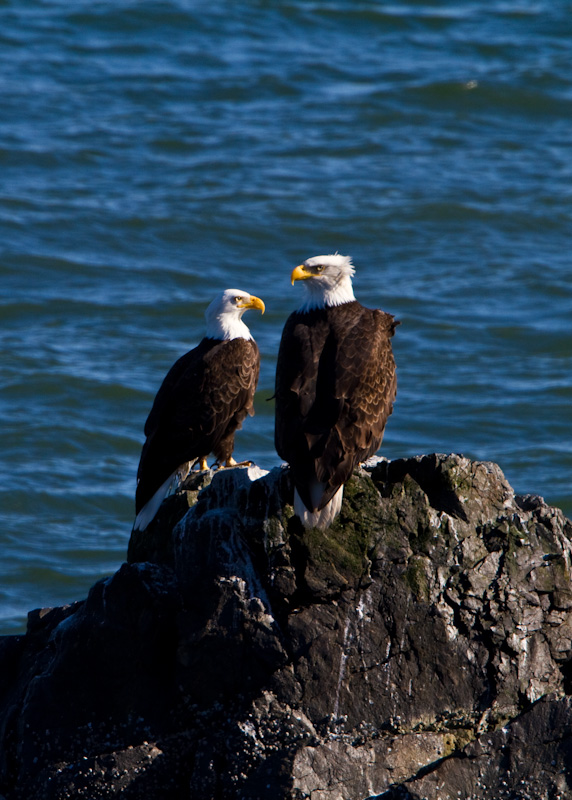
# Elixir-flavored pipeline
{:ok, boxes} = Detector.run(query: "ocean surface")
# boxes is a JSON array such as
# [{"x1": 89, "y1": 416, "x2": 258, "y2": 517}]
[{"x1": 1, "y1": 0, "x2": 571, "y2": 633}]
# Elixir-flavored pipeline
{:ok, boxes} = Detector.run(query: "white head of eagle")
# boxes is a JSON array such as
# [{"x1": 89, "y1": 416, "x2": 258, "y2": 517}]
[
  {"x1": 205, "y1": 288, "x2": 265, "y2": 341},
  {"x1": 275, "y1": 254, "x2": 398, "y2": 530},
  {"x1": 133, "y1": 288, "x2": 264, "y2": 533},
  {"x1": 291, "y1": 254, "x2": 357, "y2": 311}
]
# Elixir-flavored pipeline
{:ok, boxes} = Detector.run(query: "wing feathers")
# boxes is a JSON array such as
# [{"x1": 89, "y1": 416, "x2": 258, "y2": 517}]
[
  {"x1": 136, "y1": 337, "x2": 260, "y2": 516},
  {"x1": 275, "y1": 301, "x2": 397, "y2": 517}
]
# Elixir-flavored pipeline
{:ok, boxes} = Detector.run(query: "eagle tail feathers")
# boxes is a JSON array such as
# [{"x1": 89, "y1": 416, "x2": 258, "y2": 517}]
[
  {"x1": 294, "y1": 485, "x2": 344, "y2": 530},
  {"x1": 133, "y1": 461, "x2": 193, "y2": 532}
]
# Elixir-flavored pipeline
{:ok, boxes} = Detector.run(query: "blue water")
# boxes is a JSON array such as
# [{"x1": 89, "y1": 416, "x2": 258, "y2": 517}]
[{"x1": 1, "y1": 0, "x2": 571, "y2": 633}]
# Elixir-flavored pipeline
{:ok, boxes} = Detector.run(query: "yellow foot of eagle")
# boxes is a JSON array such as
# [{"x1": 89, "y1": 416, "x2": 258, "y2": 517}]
[{"x1": 214, "y1": 457, "x2": 254, "y2": 469}]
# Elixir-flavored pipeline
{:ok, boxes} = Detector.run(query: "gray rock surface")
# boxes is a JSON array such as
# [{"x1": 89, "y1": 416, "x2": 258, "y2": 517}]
[{"x1": 1, "y1": 454, "x2": 571, "y2": 799}]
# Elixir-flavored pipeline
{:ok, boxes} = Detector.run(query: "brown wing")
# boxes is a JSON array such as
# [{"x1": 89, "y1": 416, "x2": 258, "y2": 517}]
[
  {"x1": 324, "y1": 308, "x2": 397, "y2": 496},
  {"x1": 275, "y1": 303, "x2": 397, "y2": 512},
  {"x1": 275, "y1": 309, "x2": 334, "y2": 491},
  {"x1": 136, "y1": 337, "x2": 260, "y2": 513}
]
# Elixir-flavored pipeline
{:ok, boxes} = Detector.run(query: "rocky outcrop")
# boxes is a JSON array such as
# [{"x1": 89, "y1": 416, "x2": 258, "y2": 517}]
[{"x1": 1, "y1": 454, "x2": 572, "y2": 799}]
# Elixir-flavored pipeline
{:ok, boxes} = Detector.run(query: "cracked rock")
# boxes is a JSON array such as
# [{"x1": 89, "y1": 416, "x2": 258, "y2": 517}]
[{"x1": 0, "y1": 454, "x2": 571, "y2": 799}]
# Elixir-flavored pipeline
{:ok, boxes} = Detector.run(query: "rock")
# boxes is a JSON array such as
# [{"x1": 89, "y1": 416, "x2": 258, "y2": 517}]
[
  {"x1": 0, "y1": 454, "x2": 571, "y2": 799},
  {"x1": 377, "y1": 694, "x2": 572, "y2": 800}
]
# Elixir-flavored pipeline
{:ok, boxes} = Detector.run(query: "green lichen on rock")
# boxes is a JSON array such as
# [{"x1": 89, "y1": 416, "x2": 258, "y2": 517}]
[
  {"x1": 284, "y1": 472, "x2": 384, "y2": 598},
  {"x1": 403, "y1": 555, "x2": 431, "y2": 602},
  {"x1": 318, "y1": 472, "x2": 382, "y2": 575},
  {"x1": 301, "y1": 523, "x2": 364, "y2": 577},
  {"x1": 336, "y1": 471, "x2": 384, "y2": 534}
]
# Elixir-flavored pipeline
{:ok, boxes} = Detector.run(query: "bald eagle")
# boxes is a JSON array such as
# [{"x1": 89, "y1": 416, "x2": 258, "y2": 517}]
[
  {"x1": 134, "y1": 289, "x2": 265, "y2": 531},
  {"x1": 275, "y1": 254, "x2": 397, "y2": 529}
]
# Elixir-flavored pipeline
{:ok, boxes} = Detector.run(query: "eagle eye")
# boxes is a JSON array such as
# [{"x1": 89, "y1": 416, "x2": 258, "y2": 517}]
[
  {"x1": 234, "y1": 296, "x2": 242, "y2": 303},
  {"x1": 315, "y1": 264, "x2": 325, "y2": 273}
]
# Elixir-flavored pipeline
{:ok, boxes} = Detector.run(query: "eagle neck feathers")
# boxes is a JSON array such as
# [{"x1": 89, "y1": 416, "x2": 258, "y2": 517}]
[
  {"x1": 205, "y1": 316, "x2": 253, "y2": 341},
  {"x1": 297, "y1": 275, "x2": 356, "y2": 312}
]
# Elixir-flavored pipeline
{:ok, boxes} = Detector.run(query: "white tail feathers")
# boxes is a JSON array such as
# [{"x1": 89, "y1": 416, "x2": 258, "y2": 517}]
[
  {"x1": 133, "y1": 463, "x2": 192, "y2": 532},
  {"x1": 294, "y1": 486, "x2": 344, "y2": 530}
]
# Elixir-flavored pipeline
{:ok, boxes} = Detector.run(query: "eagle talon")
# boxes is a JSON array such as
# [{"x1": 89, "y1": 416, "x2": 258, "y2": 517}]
[{"x1": 213, "y1": 458, "x2": 254, "y2": 469}]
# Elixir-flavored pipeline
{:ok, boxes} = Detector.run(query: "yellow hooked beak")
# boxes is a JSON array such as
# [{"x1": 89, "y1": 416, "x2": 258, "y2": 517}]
[
  {"x1": 238, "y1": 294, "x2": 265, "y2": 314},
  {"x1": 290, "y1": 264, "x2": 312, "y2": 285}
]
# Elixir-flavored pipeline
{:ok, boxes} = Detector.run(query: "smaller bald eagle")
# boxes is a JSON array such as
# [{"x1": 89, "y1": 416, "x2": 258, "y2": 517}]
[
  {"x1": 275, "y1": 255, "x2": 398, "y2": 529},
  {"x1": 134, "y1": 289, "x2": 265, "y2": 532}
]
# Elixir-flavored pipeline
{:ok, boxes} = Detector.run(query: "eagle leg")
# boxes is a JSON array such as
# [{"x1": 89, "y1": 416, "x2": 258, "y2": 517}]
[{"x1": 213, "y1": 456, "x2": 254, "y2": 469}]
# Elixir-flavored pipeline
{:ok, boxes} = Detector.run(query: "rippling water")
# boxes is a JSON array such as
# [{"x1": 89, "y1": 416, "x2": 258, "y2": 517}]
[{"x1": 1, "y1": 0, "x2": 571, "y2": 632}]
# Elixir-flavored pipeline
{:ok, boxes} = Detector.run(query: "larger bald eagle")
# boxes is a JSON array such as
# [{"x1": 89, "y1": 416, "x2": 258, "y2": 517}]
[
  {"x1": 275, "y1": 254, "x2": 397, "y2": 529},
  {"x1": 134, "y1": 289, "x2": 265, "y2": 532}
]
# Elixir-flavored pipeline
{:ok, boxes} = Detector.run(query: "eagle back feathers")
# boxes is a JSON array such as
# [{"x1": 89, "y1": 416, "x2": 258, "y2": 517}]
[{"x1": 275, "y1": 301, "x2": 397, "y2": 513}]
